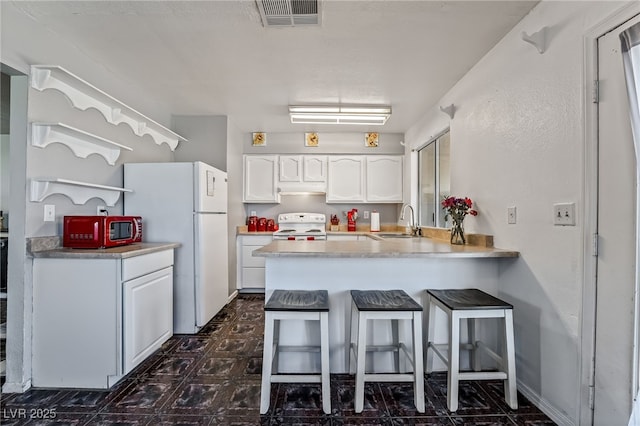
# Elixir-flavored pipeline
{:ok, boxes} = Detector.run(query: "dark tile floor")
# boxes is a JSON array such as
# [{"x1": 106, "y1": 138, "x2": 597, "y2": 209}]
[{"x1": 0, "y1": 294, "x2": 556, "y2": 425}]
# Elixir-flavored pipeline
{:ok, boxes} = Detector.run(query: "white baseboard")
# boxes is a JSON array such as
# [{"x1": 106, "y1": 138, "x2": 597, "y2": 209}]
[
  {"x1": 227, "y1": 290, "x2": 238, "y2": 304},
  {"x1": 2, "y1": 379, "x2": 31, "y2": 394},
  {"x1": 517, "y1": 380, "x2": 575, "y2": 426}
]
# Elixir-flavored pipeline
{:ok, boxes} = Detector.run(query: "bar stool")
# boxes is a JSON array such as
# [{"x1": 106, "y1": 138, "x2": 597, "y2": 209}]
[
  {"x1": 260, "y1": 290, "x2": 331, "y2": 414},
  {"x1": 425, "y1": 289, "x2": 517, "y2": 412},
  {"x1": 349, "y1": 289, "x2": 425, "y2": 413}
]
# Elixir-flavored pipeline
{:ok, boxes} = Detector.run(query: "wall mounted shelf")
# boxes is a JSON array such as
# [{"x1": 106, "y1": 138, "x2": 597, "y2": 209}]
[
  {"x1": 32, "y1": 122, "x2": 132, "y2": 165},
  {"x1": 31, "y1": 178, "x2": 132, "y2": 206},
  {"x1": 30, "y1": 65, "x2": 187, "y2": 151}
]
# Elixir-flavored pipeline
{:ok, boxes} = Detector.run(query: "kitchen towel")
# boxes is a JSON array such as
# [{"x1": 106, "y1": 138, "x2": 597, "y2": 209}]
[{"x1": 370, "y1": 211, "x2": 380, "y2": 232}]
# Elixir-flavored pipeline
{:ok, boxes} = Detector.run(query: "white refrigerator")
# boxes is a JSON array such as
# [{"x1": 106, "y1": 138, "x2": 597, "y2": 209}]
[{"x1": 124, "y1": 161, "x2": 228, "y2": 334}]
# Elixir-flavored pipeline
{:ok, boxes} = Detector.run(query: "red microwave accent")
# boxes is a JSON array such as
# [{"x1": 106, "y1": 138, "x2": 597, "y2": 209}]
[{"x1": 63, "y1": 216, "x2": 142, "y2": 249}]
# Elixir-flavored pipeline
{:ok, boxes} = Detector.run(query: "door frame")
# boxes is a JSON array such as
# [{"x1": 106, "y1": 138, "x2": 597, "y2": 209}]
[{"x1": 582, "y1": 3, "x2": 640, "y2": 424}]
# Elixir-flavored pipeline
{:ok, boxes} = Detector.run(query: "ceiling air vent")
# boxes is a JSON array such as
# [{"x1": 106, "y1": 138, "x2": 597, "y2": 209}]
[{"x1": 256, "y1": 0, "x2": 321, "y2": 27}]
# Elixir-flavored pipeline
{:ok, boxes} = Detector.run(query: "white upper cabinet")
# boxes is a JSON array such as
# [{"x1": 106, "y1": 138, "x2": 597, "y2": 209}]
[
  {"x1": 243, "y1": 154, "x2": 402, "y2": 204},
  {"x1": 327, "y1": 156, "x2": 366, "y2": 203},
  {"x1": 243, "y1": 155, "x2": 279, "y2": 203},
  {"x1": 279, "y1": 155, "x2": 303, "y2": 182},
  {"x1": 365, "y1": 156, "x2": 404, "y2": 202},
  {"x1": 279, "y1": 155, "x2": 327, "y2": 183},
  {"x1": 303, "y1": 156, "x2": 328, "y2": 182}
]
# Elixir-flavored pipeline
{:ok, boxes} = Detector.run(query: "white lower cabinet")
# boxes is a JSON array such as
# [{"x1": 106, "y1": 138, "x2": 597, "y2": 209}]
[
  {"x1": 32, "y1": 249, "x2": 175, "y2": 389},
  {"x1": 237, "y1": 235, "x2": 272, "y2": 290},
  {"x1": 123, "y1": 266, "x2": 173, "y2": 373}
]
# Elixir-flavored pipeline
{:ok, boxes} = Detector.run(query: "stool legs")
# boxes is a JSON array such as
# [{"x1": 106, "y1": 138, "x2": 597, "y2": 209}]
[
  {"x1": 320, "y1": 311, "x2": 331, "y2": 415},
  {"x1": 354, "y1": 308, "x2": 368, "y2": 413},
  {"x1": 411, "y1": 311, "x2": 425, "y2": 413},
  {"x1": 350, "y1": 308, "x2": 425, "y2": 414},
  {"x1": 425, "y1": 293, "x2": 518, "y2": 412},
  {"x1": 447, "y1": 311, "x2": 461, "y2": 412},
  {"x1": 260, "y1": 311, "x2": 276, "y2": 414},
  {"x1": 503, "y1": 310, "x2": 518, "y2": 409},
  {"x1": 260, "y1": 311, "x2": 332, "y2": 415}
]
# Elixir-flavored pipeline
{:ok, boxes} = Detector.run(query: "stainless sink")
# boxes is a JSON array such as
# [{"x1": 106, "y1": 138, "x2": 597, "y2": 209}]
[{"x1": 375, "y1": 233, "x2": 420, "y2": 239}]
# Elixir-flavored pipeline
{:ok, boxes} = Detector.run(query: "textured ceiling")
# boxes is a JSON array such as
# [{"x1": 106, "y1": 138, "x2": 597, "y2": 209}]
[{"x1": 4, "y1": 0, "x2": 539, "y2": 133}]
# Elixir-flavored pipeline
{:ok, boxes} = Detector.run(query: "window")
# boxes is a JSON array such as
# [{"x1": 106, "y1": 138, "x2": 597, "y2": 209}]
[{"x1": 418, "y1": 130, "x2": 450, "y2": 227}]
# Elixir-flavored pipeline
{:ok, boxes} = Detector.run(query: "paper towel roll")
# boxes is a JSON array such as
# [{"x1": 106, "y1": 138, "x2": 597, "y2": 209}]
[{"x1": 370, "y1": 211, "x2": 380, "y2": 232}]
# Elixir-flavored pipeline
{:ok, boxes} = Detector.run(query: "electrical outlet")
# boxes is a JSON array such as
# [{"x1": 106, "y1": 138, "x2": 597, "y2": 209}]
[
  {"x1": 250, "y1": 210, "x2": 257, "y2": 217},
  {"x1": 507, "y1": 206, "x2": 517, "y2": 224},
  {"x1": 44, "y1": 204, "x2": 55, "y2": 222},
  {"x1": 363, "y1": 211, "x2": 370, "y2": 220},
  {"x1": 554, "y1": 203, "x2": 576, "y2": 226}
]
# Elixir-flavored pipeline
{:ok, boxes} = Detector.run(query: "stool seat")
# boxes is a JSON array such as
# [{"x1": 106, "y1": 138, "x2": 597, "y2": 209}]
[
  {"x1": 260, "y1": 290, "x2": 331, "y2": 415},
  {"x1": 426, "y1": 288, "x2": 517, "y2": 412},
  {"x1": 351, "y1": 289, "x2": 423, "y2": 311},
  {"x1": 265, "y1": 289, "x2": 329, "y2": 311},
  {"x1": 349, "y1": 289, "x2": 425, "y2": 413},
  {"x1": 427, "y1": 289, "x2": 513, "y2": 311}
]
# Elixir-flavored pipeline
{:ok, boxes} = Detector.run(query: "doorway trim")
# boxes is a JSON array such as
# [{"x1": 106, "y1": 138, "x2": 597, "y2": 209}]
[
  {"x1": 1, "y1": 63, "x2": 30, "y2": 393},
  {"x1": 581, "y1": 2, "x2": 640, "y2": 424}
]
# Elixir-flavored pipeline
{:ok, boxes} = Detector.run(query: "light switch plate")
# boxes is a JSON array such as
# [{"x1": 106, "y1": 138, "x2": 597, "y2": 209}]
[
  {"x1": 44, "y1": 204, "x2": 55, "y2": 222},
  {"x1": 507, "y1": 206, "x2": 517, "y2": 224},
  {"x1": 554, "y1": 203, "x2": 576, "y2": 226}
]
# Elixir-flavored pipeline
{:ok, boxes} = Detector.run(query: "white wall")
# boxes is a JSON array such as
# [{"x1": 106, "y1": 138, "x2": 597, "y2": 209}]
[
  {"x1": 405, "y1": 1, "x2": 628, "y2": 423},
  {"x1": 0, "y1": 134, "x2": 9, "y2": 216},
  {"x1": 173, "y1": 115, "x2": 228, "y2": 172}
]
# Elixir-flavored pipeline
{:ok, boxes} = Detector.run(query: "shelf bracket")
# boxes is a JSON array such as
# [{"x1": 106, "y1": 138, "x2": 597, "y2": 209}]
[
  {"x1": 439, "y1": 104, "x2": 456, "y2": 119},
  {"x1": 521, "y1": 27, "x2": 547, "y2": 54}
]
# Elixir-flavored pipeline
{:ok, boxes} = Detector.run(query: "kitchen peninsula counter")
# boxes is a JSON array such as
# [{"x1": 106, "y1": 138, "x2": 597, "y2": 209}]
[
  {"x1": 254, "y1": 237, "x2": 518, "y2": 374},
  {"x1": 254, "y1": 238, "x2": 518, "y2": 258}
]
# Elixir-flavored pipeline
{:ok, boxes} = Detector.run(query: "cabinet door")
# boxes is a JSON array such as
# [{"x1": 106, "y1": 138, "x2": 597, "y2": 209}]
[
  {"x1": 366, "y1": 156, "x2": 403, "y2": 202},
  {"x1": 327, "y1": 156, "x2": 365, "y2": 203},
  {"x1": 303, "y1": 156, "x2": 327, "y2": 182},
  {"x1": 123, "y1": 266, "x2": 173, "y2": 374},
  {"x1": 279, "y1": 155, "x2": 302, "y2": 182},
  {"x1": 244, "y1": 155, "x2": 279, "y2": 203}
]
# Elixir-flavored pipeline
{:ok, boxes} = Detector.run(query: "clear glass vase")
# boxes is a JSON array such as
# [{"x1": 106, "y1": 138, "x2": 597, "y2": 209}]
[{"x1": 450, "y1": 219, "x2": 466, "y2": 245}]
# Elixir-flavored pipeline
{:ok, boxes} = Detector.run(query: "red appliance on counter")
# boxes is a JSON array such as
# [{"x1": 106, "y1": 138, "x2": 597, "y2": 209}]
[
  {"x1": 63, "y1": 215, "x2": 142, "y2": 249},
  {"x1": 347, "y1": 209, "x2": 358, "y2": 232},
  {"x1": 247, "y1": 216, "x2": 258, "y2": 232}
]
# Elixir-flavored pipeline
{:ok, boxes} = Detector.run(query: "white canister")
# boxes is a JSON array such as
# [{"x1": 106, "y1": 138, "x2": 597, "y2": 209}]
[{"x1": 370, "y1": 211, "x2": 380, "y2": 232}]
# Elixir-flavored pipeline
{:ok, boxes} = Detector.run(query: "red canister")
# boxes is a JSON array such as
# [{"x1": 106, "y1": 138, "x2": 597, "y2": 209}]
[
  {"x1": 266, "y1": 219, "x2": 275, "y2": 232},
  {"x1": 247, "y1": 216, "x2": 258, "y2": 232},
  {"x1": 257, "y1": 217, "x2": 267, "y2": 232}
]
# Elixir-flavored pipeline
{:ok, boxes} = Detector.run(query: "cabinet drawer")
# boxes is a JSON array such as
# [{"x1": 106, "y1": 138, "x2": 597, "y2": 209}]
[
  {"x1": 122, "y1": 250, "x2": 174, "y2": 282},
  {"x1": 242, "y1": 267, "x2": 265, "y2": 288},
  {"x1": 242, "y1": 245, "x2": 266, "y2": 267}
]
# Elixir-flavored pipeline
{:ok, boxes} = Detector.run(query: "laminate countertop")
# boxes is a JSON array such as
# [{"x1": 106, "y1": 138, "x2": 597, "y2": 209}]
[
  {"x1": 31, "y1": 242, "x2": 181, "y2": 259},
  {"x1": 253, "y1": 238, "x2": 518, "y2": 259}
]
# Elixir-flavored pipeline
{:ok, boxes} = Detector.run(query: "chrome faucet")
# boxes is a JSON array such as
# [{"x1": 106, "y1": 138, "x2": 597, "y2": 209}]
[{"x1": 400, "y1": 204, "x2": 417, "y2": 236}]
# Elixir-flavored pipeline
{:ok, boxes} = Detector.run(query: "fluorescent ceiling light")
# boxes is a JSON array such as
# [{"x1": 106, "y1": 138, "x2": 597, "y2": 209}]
[{"x1": 288, "y1": 105, "x2": 391, "y2": 125}]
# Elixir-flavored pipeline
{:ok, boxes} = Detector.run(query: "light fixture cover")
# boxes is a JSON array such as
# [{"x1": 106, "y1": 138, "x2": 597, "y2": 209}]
[{"x1": 289, "y1": 105, "x2": 391, "y2": 125}]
